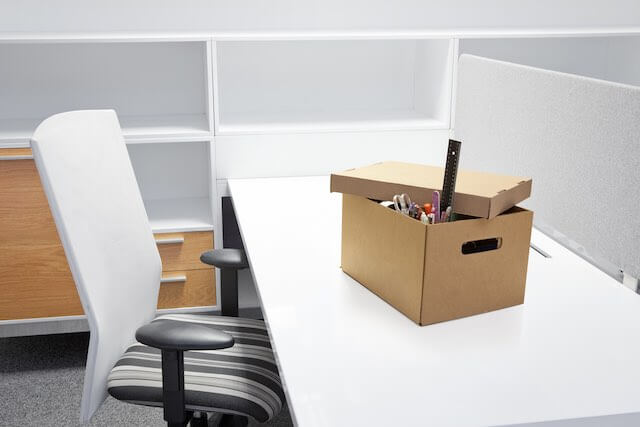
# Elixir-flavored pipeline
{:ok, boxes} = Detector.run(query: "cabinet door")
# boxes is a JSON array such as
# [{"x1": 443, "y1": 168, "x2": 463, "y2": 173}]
[{"x1": 0, "y1": 151, "x2": 83, "y2": 320}]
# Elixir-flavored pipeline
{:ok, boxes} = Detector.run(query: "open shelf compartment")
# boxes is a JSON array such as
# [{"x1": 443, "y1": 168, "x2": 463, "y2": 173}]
[
  {"x1": 127, "y1": 141, "x2": 213, "y2": 233},
  {"x1": 215, "y1": 39, "x2": 454, "y2": 134},
  {"x1": 0, "y1": 41, "x2": 210, "y2": 146}
]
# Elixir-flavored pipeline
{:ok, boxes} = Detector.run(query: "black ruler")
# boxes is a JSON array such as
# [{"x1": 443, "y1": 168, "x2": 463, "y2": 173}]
[{"x1": 440, "y1": 139, "x2": 462, "y2": 213}]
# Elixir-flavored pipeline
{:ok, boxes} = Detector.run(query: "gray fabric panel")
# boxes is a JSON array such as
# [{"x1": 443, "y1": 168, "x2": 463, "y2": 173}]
[{"x1": 454, "y1": 54, "x2": 640, "y2": 278}]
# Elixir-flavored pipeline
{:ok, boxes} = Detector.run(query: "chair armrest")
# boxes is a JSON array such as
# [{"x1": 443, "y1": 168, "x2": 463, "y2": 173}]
[
  {"x1": 135, "y1": 319, "x2": 234, "y2": 351},
  {"x1": 200, "y1": 248, "x2": 249, "y2": 270}
]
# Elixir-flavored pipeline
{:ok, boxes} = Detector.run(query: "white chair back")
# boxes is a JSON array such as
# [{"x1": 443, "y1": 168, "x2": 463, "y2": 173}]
[{"x1": 31, "y1": 110, "x2": 162, "y2": 422}]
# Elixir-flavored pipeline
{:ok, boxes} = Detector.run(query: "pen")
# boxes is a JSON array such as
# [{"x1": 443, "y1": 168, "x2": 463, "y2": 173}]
[{"x1": 432, "y1": 191, "x2": 440, "y2": 223}]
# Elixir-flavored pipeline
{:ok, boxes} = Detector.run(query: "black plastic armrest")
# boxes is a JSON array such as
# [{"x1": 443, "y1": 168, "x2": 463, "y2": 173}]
[{"x1": 135, "y1": 319, "x2": 234, "y2": 351}]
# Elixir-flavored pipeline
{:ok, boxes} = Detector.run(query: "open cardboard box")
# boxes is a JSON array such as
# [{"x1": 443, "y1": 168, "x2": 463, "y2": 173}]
[{"x1": 331, "y1": 161, "x2": 533, "y2": 326}]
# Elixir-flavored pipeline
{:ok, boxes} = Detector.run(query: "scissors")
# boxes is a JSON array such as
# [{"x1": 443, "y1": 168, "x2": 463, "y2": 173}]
[{"x1": 393, "y1": 193, "x2": 412, "y2": 215}]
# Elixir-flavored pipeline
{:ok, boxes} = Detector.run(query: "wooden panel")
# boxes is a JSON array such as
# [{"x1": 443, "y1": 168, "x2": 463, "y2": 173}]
[
  {"x1": 157, "y1": 268, "x2": 216, "y2": 309},
  {"x1": 155, "y1": 231, "x2": 213, "y2": 272},
  {"x1": 0, "y1": 151, "x2": 214, "y2": 320},
  {"x1": 0, "y1": 147, "x2": 33, "y2": 157},
  {"x1": 0, "y1": 157, "x2": 82, "y2": 320}
]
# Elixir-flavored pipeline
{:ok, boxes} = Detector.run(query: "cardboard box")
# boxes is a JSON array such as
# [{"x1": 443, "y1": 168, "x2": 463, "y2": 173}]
[{"x1": 331, "y1": 162, "x2": 534, "y2": 326}]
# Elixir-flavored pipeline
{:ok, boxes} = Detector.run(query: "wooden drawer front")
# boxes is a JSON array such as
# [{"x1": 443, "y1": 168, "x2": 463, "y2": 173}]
[
  {"x1": 157, "y1": 269, "x2": 216, "y2": 309},
  {"x1": 155, "y1": 231, "x2": 213, "y2": 272},
  {"x1": 0, "y1": 157, "x2": 65, "y2": 245},
  {"x1": 0, "y1": 245, "x2": 83, "y2": 320},
  {"x1": 0, "y1": 154, "x2": 82, "y2": 320}
]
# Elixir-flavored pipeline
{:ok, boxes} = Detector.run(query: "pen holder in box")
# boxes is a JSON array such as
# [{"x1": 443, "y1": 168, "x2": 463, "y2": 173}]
[{"x1": 340, "y1": 194, "x2": 533, "y2": 326}]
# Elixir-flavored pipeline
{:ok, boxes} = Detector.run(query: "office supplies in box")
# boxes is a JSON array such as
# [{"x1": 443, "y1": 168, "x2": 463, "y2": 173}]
[{"x1": 330, "y1": 161, "x2": 533, "y2": 326}]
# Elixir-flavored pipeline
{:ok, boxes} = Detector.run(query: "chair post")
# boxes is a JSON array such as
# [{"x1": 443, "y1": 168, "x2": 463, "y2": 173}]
[
  {"x1": 161, "y1": 349, "x2": 189, "y2": 427},
  {"x1": 220, "y1": 268, "x2": 239, "y2": 317}
]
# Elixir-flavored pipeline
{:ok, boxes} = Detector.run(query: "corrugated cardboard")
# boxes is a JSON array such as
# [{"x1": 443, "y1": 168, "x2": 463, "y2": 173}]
[
  {"x1": 331, "y1": 161, "x2": 532, "y2": 219},
  {"x1": 340, "y1": 195, "x2": 533, "y2": 325},
  {"x1": 334, "y1": 161, "x2": 534, "y2": 326}
]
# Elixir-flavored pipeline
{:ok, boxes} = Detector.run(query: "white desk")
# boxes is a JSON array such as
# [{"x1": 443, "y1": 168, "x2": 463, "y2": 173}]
[{"x1": 228, "y1": 176, "x2": 640, "y2": 427}]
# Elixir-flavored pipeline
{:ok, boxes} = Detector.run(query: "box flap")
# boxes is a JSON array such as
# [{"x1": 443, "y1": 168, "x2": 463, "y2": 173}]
[{"x1": 330, "y1": 161, "x2": 531, "y2": 219}]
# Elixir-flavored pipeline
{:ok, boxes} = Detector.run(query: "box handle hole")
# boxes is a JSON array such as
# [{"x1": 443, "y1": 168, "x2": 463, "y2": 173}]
[{"x1": 461, "y1": 238, "x2": 502, "y2": 254}]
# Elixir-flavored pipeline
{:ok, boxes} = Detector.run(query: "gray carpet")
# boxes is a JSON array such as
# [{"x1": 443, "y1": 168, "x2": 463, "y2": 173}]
[{"x1": 0, "y1": 332, "x2": 293, "y2": 427}]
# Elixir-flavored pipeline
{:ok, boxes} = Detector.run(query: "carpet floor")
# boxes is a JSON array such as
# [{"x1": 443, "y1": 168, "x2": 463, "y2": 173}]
[{"x1": 0, "y1": 332, "x2": 293, "y2": 427}]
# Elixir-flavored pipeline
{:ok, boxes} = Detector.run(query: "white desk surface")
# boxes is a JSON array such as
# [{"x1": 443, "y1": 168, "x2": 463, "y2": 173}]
[{"x1": 228, "y1": 176, "x2": 640, "y2": 427}]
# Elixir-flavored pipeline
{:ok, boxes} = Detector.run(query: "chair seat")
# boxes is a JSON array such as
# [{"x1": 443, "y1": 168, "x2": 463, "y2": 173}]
[
  {"x1": 200, "y1": 249, "x2": 249, "y2": 270},
  {"x1": 107, "y1": 314, "x2": 284, "y2": 423}
]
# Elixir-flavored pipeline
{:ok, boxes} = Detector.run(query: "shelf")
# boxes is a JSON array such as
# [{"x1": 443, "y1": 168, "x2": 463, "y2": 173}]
[
  {"x1": 119, "y1": 114, "x2": 210, "y2": 142},
  {"x1": 0, "y1": 114, "x2": 210, "y2": 147},
  {"x1": 0, "y1": 118, "x2": 37, "y2": 147},
  {"x1": 145, "y1": 197, "x2": 213, "y2": 233},
  {"x1": 217, "y1": 110, "x2": 447, "y2": 134}
]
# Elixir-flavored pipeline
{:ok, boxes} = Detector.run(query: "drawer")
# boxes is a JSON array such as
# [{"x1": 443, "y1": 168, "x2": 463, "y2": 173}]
[
  {"x1": 157, "y1": 269, "x2": 216, "y2": 309},
  {"x1": 0, "y1": 151, "x2": 82, "y2": 320},
  {"x1": 0, "y1": 157, "x2": 64, "y2": 245},
  {"x1": 154, "y1": 231, "x2": 213, "y2": 272},
  {"x1": 0, "y1": 245, "x2": 82, "y2": 320}
]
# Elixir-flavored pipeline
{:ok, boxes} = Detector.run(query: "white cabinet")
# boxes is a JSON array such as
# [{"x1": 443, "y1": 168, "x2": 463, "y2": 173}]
[{"x1": 0, "y1": 40, "x2": 216, "y2": 233}]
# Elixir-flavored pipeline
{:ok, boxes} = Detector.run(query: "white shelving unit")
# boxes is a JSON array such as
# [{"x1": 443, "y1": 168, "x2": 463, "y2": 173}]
[
  {"x1": 0, "y1": 39, "x2": 216, "y2": 231},
  {"x1": 0, "y1": 39, "x2": 219, "y2": 327},
  {"x1": 214, "y1": 39, "x2": 454, "y2": 134},
  {"x1": 0, "y1": 34, "x2": 460, "y2": 329},
  {"x1": 0, "y1": 36, "x2": 459, "y2": 324}
]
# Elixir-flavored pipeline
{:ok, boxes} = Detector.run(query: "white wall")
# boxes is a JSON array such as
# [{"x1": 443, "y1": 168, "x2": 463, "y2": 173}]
[
  {"x1": 0, "y1": 42, "x2": 207, "y2": 120},
  {"x1": 0, "y1": 0, "x2": 639, "y2": 35},
  {"x1": 460, "y1": 36, "x2": 640, "y2": 87},
  {"x1": 128, "y1": 142, "x2": 210, "y2": 201}
]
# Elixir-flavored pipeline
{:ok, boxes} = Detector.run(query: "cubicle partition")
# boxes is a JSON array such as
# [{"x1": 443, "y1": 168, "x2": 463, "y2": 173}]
[{"x1": 454, "y1": 54, "x2": 640, "y2": 283}]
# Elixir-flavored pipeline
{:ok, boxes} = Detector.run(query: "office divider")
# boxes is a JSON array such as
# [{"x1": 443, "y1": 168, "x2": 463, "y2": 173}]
[{"x1": 455, "y1": 54, "x2": 640, "y2": 279}]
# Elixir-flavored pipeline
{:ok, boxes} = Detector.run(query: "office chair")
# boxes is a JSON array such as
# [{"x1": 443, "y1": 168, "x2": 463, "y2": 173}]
[{"x1": 31, "y1": 110, "x2": 284, "y2": 427}]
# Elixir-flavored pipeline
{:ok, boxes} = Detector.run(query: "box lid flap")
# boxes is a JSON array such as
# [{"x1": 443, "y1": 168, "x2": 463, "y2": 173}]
[{"x1": 330, "y1": 161, "x2": 531, "y2": 219}]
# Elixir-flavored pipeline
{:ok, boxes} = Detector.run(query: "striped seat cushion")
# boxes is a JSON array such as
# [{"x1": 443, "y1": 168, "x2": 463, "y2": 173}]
[{"x1": 107, "y1": 314, "x2": 284, "y2": 423}]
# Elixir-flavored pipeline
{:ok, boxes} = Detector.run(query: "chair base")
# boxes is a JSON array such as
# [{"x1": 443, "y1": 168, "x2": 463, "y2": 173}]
[
  {"x1": 219, "y1": 414, "x2": 249, "y2": 427},
  {"x1": 189, "y1": 412, "x2": 208, "y2": 427}
]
